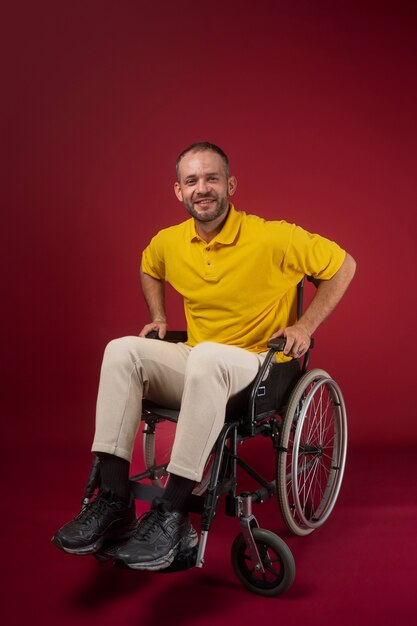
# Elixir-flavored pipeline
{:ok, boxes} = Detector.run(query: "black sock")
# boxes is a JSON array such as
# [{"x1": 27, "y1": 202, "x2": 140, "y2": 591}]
[
  {"x1": 96, "y1": 452, "x2": 130, "y2": 502},
  {"x1": 163, "y1": 473, "x2": 195, "y2": 512}
]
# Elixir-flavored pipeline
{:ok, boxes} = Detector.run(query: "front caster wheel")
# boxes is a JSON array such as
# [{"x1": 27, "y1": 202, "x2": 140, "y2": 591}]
[{"x1": 231, "y1": 528, "x2": 295, "y2": 596}]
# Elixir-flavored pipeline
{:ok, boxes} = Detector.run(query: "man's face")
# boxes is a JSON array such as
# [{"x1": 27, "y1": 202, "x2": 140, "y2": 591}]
[{"x1": 174, "y1": 150, "x2": 237, "y2": 225}]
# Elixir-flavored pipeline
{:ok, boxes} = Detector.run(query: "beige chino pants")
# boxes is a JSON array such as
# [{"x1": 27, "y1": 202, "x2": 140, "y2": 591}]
[{"x1": 92, "y1": 337, "x2": 266, "y2": 482}]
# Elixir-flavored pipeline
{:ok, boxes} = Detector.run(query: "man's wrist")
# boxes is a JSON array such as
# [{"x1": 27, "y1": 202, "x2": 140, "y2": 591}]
[{"x1": 295, "y1": 321, "x2": 313, "y2": 336}]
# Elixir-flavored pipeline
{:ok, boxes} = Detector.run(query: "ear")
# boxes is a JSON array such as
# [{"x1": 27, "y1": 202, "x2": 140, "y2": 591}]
[
  {"x1": 228, "y1": 176, "x2": 237, "y2": 196},
  {"x1": 174, "y1": 181, "x2": 183, "y2": 202}
]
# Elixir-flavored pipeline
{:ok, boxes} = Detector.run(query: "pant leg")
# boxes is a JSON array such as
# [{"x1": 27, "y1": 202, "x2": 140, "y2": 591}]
[
  {"x1": 92, "y1": 336, "x2": 191, "y2": 462},
  {"x1": 167, "y1": 342, "x2": 266, "y2": 482}
]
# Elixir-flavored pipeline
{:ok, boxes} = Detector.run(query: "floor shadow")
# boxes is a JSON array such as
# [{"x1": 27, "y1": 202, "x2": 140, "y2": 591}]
[
  {"x1": 68, "y1": 561, "x2": 152, "y2": 610},
  {"x1": 136, "y1": 572, "x2": 239, "y2": 626}
]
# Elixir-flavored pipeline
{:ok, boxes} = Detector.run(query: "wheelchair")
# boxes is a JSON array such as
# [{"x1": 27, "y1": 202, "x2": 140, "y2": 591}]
[{"x1": 83, "y1": 278, "x2": 347, "y2": 596}]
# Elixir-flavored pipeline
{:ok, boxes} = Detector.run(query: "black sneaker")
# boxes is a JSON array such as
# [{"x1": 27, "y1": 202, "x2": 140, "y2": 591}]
[
  {"x1": 111, "y1": 498, "x2": 198, "y2": 571},
  {"x1": 51, "y1": 490, "x2": 138, "y2": 555}
]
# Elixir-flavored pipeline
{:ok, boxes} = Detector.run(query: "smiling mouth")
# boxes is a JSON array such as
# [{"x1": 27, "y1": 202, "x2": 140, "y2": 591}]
[{"x1": 195, "y1": 198, "x2": 215, "y2": 206}]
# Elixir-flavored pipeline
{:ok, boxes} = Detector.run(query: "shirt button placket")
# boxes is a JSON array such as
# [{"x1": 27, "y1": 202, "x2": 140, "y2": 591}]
[{"x1": 204, "y1": 245, "x2": 213, "y2": 276}]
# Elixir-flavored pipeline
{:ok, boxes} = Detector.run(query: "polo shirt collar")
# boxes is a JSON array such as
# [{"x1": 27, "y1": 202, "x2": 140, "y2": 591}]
[{"x1": 189, "y1": 204, "x2": 242, "y2": 244}]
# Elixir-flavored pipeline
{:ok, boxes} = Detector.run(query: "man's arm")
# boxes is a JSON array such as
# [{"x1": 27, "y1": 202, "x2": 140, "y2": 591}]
[
  {"x1": 271, "y1": 252, "x2": 357, "y2": 357},
  {"x1": 139, "y1": 268, "x2": 168, "y2": 338}
]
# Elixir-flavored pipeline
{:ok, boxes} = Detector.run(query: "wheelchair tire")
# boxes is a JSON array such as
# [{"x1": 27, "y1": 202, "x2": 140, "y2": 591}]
[
  {"x1": 277, "y1": 368, "x2": 347, "y2": 536},
  {"x1": 231, "y1": 528, "x2": 295, "y2": 596},
  {"x1": 142, "y1": 417, "x2": 213, "y2": 495}
]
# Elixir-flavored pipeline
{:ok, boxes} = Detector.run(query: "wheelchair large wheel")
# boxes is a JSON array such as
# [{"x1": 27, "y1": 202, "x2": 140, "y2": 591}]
[
  {"x1": 277, "y1": 368, "x2": 347, "y2": 536},
  {"x1": 142, "y1": 416, "x2": 212, "y2": 495},
  {"x1": 231, "y1": 528, "x2": 295, "y2": 596}
]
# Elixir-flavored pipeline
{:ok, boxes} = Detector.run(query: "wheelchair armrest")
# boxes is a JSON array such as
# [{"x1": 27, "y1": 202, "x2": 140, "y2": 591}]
[
  {"x1": 266, "y1": 337, "x2": 287, "y2": 351},
  {"x1": 145, "y1": 330, "x2": 188, "y2": 343},
  {"x1": 267, "y1": 337, "x2": 315, "y2": 351}
]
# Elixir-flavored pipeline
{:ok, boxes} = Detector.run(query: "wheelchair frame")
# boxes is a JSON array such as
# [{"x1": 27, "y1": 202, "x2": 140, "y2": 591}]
[{"x1": 84, "y1": 278, "x2": 348, "y2": 596}]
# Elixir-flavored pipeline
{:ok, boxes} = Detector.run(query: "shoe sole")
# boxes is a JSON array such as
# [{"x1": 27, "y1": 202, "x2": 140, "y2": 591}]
[
  {"x1": 51, "y1": 520, "x2": 139, "y2": 556},
  {"x1": 121, "y1": 528, "x2": 199, "y2": 571},
  {"x1": 51, "y1": 534, "x2": 105, "y2": 555}
]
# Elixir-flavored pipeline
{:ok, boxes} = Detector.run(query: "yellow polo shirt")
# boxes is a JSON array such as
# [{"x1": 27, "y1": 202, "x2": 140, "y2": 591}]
[{"x1": 141, "y1": 205, "x2": 345, "y2": 356}]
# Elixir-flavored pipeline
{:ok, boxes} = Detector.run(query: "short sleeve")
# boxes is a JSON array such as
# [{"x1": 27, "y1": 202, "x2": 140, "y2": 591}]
[
  {"x1": 141, "y1": 233, "x2": 166, "y2": 280},
  {"x1": 284, "y1": 225, "x2": 346, "y2": 280}
]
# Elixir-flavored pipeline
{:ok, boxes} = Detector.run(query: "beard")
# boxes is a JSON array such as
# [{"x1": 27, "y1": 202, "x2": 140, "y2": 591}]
[{"x1": 184, "y1": 194, "x2": 229, "y2": 223}]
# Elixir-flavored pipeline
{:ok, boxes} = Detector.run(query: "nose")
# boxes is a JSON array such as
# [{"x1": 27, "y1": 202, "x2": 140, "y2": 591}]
[{"x1": 195, "y1": 178, "x2": 210, "y2": 194}]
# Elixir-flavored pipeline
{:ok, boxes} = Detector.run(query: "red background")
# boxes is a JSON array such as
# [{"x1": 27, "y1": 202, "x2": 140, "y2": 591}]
[{"x1": 2, "y1": 1, "x2": 417, "y2": 625}]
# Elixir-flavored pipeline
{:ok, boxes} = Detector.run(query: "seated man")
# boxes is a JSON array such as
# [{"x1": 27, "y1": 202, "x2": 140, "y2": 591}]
[{"x1": 52, "y1": 141, "x2": 356, "y2": 570}]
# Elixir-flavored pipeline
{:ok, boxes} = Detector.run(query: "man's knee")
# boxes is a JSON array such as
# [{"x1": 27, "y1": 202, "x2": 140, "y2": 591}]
[
  {"x1": 102, "y1": 336, "x2": 145, "y2": 368},
  {"x1": 185, "y1": 342, "x2": 228, "y2": 381},
  {"x1": 187, "y1": 342, "x2": 223, "y2": 364},
  {"x1": 184, "y1": 342, "x2": 261, "y2": 392}
]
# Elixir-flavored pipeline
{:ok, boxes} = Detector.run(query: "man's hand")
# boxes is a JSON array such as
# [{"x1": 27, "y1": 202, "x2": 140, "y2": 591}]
[
  {"x1": 139, "y1": 320, "x2": 168, "y2": 339},
  {"x1": 270, "y1": 323, "x2": 311, "y2": 358}
]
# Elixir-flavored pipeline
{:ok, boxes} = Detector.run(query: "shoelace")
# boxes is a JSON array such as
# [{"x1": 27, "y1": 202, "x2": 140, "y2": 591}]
[
  {"x1": 75, "y1": 494, "x2": 113, "y2": 525},
  {"x1": 136, "y1": 508, "x2": 167, "y2": 540}
]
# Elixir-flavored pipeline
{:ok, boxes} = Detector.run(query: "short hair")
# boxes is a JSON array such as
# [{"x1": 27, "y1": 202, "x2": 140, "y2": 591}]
[{"x1": 176, "y1": 142, "x2": 230, "y2": 180}]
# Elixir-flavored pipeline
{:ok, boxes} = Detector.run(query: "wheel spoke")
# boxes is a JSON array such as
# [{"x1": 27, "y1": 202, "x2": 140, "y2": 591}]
[
  {"x1": 279, "y1": 373, "x2": 347, "y2": 533},
  {"x1": 299, "y1": 457, "x2": 322, "y2": 515},
  {"x1": 265, "y1": 563, "x2": 281, "y2": 577}
]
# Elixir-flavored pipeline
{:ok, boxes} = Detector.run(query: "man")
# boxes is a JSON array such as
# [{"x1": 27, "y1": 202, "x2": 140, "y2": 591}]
[{"x1": 52, "y1": 142, "x2": 356, "y2": 570}]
